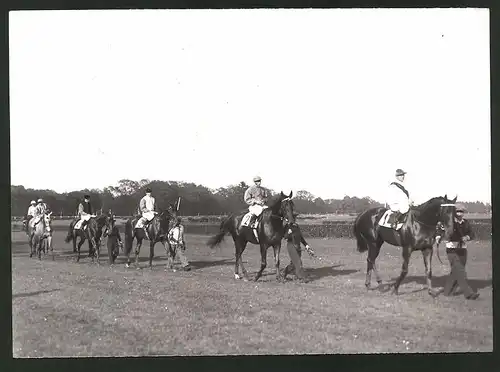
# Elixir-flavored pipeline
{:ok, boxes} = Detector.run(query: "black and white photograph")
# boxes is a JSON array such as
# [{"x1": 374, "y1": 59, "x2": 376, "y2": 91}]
[{"x1": 9, "y1": 8, "x2": 492, "y2": 357}]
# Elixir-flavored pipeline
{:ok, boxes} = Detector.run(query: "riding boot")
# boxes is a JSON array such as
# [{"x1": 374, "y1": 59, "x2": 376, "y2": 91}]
[
  {"x1": 248, "y1": 215, "x2": 256, "y2": 228},
  {"x1": 144, "y1": 226, "x2": 151, "y2": 240}
]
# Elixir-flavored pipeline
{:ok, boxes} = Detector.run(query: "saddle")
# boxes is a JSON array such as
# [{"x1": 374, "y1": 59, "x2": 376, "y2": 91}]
[
  {"x1": 239, "y1": 212, "x2": 265, "y2": 243},
  {"x1": 378, "y1": 210, "x2": 407, "y2": 231}
]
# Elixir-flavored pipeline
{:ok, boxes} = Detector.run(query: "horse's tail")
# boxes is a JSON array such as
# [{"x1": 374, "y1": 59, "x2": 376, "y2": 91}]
[
  {"x1": 207, "y1": 216, "x2": 233, "y2": 249},
  {"x1": 64, "y1": 221, "x2": 74, "y2": 243},
  {"x1": 124, "y1": 219, "x2": 134, "y2": 255},
  {"x1": 353, "y1": 212, "x2": 369, "y2": 253}
]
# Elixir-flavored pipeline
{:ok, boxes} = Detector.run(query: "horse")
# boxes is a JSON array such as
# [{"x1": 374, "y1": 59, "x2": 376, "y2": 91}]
[
  {"x1": 27, "y1": 212, "x2": 53, "y2": 260},
  {"x1": 65, "y1": 214, "x2": 111, "y2": 263},
  {"x1": 123, "y1": 203, "x2": 178, "y2": 269},
  {"x1": 353, "y1": 195, "x2": 457, "y2": 296},
  {"x1": 85, "y1": 214, "x2": 112, "y2": 264},
  {"x1": 207, "y1": 191, "x2": 296, "y2": 282}
]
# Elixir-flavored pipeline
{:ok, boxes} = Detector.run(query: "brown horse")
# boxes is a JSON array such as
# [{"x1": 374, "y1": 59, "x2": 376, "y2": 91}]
[
  {"x1": 353, "y1": 195, "x2": 457, "y2": 296},
  {"x1": 207, "y1": 191, "x2": 296, "y2": 282},
  {"x1": 123, "y1": 203, "x2": 178, "y2": 269},
  {"x1": 65, "y1": 214, "x2": 111, "y2": 263}
]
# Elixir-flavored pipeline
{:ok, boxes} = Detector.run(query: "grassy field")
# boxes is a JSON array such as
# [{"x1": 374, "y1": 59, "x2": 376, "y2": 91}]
[{"x1": 11, "y1": 229, "x2": 492, "y2": 357}]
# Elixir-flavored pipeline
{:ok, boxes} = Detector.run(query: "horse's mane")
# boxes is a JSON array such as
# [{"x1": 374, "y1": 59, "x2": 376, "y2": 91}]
[{"x1": 412, "y1": 196, "x2": 445, "y2": 212}]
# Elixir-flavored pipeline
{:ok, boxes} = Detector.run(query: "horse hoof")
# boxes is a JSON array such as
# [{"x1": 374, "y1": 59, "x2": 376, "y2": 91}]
[{"x1": 234, "y1": 274, "x2": 242, "y2": 280}]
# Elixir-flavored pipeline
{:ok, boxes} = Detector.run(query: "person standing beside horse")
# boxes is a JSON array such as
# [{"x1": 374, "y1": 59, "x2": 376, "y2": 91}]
[
  {"x1": 136, "y1": 187, "x2": 157, "y2": 240},
  {"x1": 436, "y1": 204, "x2": 479, "y2": 300},
  {"x1": 106, "y1": 214, "x2": 123, "y2": 265},
  {"x1": 283, "y1": 216, "x2": 314, "y2": 282},
  {"x1": 242, "y1": 176, "x2": 269, "y2": 228},
  {"x1": 167, "y1": 216, "x2": 191, "y2": 271},
  {"x1": 386, "y1": 168, "x2": 413, "y2": 228}
]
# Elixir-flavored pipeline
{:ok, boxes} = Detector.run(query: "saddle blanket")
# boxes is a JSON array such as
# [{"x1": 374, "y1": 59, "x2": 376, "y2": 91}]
[
  {"x1": 74, "y1": 222, "x2": 88, "y2": 231},
  {"x1": 378, "y1": 210, "x2": 403, "y2": 230}
]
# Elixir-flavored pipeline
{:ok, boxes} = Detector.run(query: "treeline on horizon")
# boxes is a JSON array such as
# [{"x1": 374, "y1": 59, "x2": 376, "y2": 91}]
[{"x1": 10, "y1": 179, "x2": 492, "y2": 217}]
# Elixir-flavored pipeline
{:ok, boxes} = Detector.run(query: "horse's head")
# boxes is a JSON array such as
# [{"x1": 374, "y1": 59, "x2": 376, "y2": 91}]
[
  {"x1": 277, "y1": 191, "x2": 296, "y2": 226},
  {"x1": 96, "y1": 214, "x2": 112, "y2": 238},
  {"x1": 157, "y1": 203, "x2": 178, "y2": 229},
  {"x1": 436, "y1": 194, "x2": 458, "y2": 240},
  {"x1": 43, "y1": 211, "x2": 53, "y2": 233},
  {"x1": 414, "y1": 194, "x2": 457, "y2": 236}
]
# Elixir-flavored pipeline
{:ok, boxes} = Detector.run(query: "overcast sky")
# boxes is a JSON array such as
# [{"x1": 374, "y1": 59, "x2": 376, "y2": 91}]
[{"x1": 9, "y1": 8, "x2": 490, "y2": 203}]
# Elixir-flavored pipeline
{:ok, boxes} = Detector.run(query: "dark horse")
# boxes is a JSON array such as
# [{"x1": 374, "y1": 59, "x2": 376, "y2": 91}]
[
  {"x1": 123, "y1": 203, "x2": 177, "y2": 269},
  {"x1": 65, "y1": 214, "x2": 112, "y2": 263},
  {"x1": 207, "y1": 191, "x2": 296, "y2": 282},
  {"x1": 353, "y1": 195, "x2": 457, "y2": 296}
]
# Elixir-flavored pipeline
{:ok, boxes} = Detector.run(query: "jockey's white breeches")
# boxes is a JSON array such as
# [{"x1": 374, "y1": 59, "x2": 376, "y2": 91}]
[
  {"x1": 142, "y1": 211, "x2": 156, "y2": 221},
  {"x1": 388, "y1": 202, "x2": 409, "y2": 214},
  {"x1": 249, "y1": 204, "x2": 266, "y2": 216},
  {"x1": 80, "y1": 214, "x2": 92, "y2": 222}
]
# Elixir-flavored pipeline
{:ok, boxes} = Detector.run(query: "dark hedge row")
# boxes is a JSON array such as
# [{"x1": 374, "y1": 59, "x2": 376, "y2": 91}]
[
  {"x1": 12, "y1": 220, "x2": 492, "y2": 241},
  {"x1": 183, "y1": 221, "x2": 492, "y2": 241}
]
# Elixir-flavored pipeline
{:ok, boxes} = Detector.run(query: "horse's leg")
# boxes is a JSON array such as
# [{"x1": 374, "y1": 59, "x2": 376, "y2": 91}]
[
  {"x1": 234, "y1": 239, "x2": 249, "y2": 280},
  {"x1": 134, "y1": 235, "x2": 143, "y2": 269},
  {"x1": 48, "y1": 234, "x2": 54, "y2": 261},
  {"x1": 28, "y1": 233, "x2": 34, "y2": 258},
  {"x1": 76, "y1": 236, "x2": 85, "y2": 262},
  {"x1": 95, "y1": 238, "x2": 101, "y2": 265},
  {"x1": 392, "y1": 246, "x2": 412, "y2": 295},
  {"x1": 422, "y1": 247, "x2": 437, "y2": 296},
  {"x1": 254, "y1": 244, "x2": 268, "y2": 282},
  {"x1": 72, "y1": 233, "x2": 77, "y2": 253},
  {"x1": 366, "y1": 238, "x2": 383, "y2": 290},
  {"x1": 149, "y1": 241, "x2": 155, "y2": 269},
  {"x1": 272, "y1": 244, "x2": 283, "y2": 282}
]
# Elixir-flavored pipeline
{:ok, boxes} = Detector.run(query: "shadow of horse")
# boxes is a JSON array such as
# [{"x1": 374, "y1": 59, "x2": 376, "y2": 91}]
[
  {"x1": 397, "y1": 275, "x2": 492, "y2": 292},
  {"x1": 304, "y1": 264, "x2": 359, "y2": 281},
  {"x1": 12, "y1": 289, "x2": 61, "y2": 299}
]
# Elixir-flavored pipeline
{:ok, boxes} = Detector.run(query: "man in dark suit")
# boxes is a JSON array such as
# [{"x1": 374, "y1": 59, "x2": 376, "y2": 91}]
[{"x1": 436, "y1": 204, "x2": 479, "y2": 300}]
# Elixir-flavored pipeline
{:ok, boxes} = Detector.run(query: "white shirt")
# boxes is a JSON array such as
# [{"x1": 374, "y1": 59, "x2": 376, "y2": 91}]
[
  {"x1": 140, "y1": 195, "x2": 155, "y2": 213},
  {"x1": 27, "y1": 205, "x2": 37, "y2": 216},
  {"x1": 386, "y1": 180, "x2": 410, "y2": 213}
]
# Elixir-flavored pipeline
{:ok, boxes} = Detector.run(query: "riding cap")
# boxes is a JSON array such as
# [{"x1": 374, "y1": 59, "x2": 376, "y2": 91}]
[
  {"x1": 455, "y1": 204, "x2": 466, "y2": 212},
  {"x1": 145, "y1": 187, "x2": 152, "y2": 193},
  {"x1": 253, "y1": 176, "x2": 262, "y2": 182},
  {"x1": 395, "y1": 169, "x2": 407, "y2": 177},
  {"x1": 37, "y1": 198, "x2": 43, "y2": 203}
]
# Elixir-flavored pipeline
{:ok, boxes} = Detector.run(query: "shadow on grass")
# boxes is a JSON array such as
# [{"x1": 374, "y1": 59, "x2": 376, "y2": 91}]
[
  {"x1": 400, "y1": 275, "x2": 492, "y2": 292},
  {"x1": 304, "y1": 264, "x2": 359, "y2": 281},
  {"x1": 114, "y1": 256, "x2": 235, "y2": 270},
  {"x1": 13, "y1": 289, "x2": 61, "y2": 299}
]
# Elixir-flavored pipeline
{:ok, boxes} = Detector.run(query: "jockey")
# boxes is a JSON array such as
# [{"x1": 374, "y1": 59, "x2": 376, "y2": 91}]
[
  {"x1": 36, "y1": 198, "x2": 49, "y2": 215},
  {"x1": 243, "y1": 176, "x2": 269, "y2": 227},
  {"x1": 29, "y1": 198, "x2": 50, "y2": 230},
  {"x1": 386, "y1": 168, "x2": 412, "y2": 228},
  {"x1": 76, "y1": 194, "x2": 95, "y2": 230},
  {"x1": 136, "y1": 187, "x2": 157, "y2": 238},
  {"x1": 23, "y1": 200, "x2": 37, "y2": 233}
]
